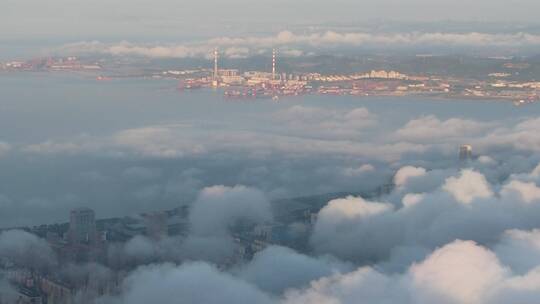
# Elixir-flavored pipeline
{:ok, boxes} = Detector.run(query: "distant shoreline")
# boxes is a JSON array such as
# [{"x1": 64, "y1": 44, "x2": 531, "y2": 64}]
[{"x1": 0, "y1": 70, "x2": 531, "y2": 106}]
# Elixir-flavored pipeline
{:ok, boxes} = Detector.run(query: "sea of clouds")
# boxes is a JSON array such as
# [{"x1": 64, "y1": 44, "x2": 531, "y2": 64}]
[
  {"x1": 2, "y1": 95, "x2": 540, "y2": 302},
  {"x1": 56, "y1": 30, "x2": 540, "y2": 58}
]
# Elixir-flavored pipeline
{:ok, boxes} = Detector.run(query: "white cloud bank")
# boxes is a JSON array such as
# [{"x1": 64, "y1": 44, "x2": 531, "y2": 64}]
[
  {"x1": 311, "y1": 165, "x2": 540, "y2": 263},
  {"x1": 101, "y1": 232, "x2": 540, "y2": 304},
  {"x1": 58, "y1": 31, "x2": 540, "y2": 58}
]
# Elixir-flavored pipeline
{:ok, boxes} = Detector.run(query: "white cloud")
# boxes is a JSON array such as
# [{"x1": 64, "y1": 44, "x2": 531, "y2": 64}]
[
  {"x1": 22, "y1": 138, "x2": 101, "y2": 155},
  {"x1": 0, "y1": 142, "x2": 11, "y2": 157},
  {"x1": 532, "y1": 164, "x2": 540, "y2": 178},
  {"x1": 122, "y1": 166, "x2": 163, "y2": 181},
  {"x1": 284, "y1": 240, "x2": 528, "y2": 304},
  {"x1": 395, "y1": 115, "x2": 491, "y2": 143},
  {"x1": 478, "y1": 155, "x2": 496, "y2": 165},
  {"x1": 22, "y1": 123, "x2": 427, "y2": 162},
  {"x1": 480, "y1": 118, "x2": 540, "y2": 153},
  {"x1": 112, "y1": 126, "x2": 206, "y2": 158},
  {"x1": 274, "y1": 106, "x2": 378, "y2": 140},
  {"x1": 0, "y1": 230, "x2": 57, "y2": 270},
  {"x1": 309, "y1": 167, "x2": 540, "y2": 263},
  {"x1": 106, "y1": 262, "x2": 273, "y2": 304},
  {"x1": 394, "y1": 166, "x2": 427, "y2": 187},
  {"x1": 495, "y1": 229, "x2": 540, "y2": 274},
  {"x1": 501, "y1": 181, "x2": 540, "y2": 204},
  {"x1": 442, "y1": 169, "x2": 493, "y2": 204},
  {"x1": 317, "y1": 196, "x2": 393, "y2": 223},
  {"x1": 410, "y1": 240, "x2": 508, "y2": 304},
  {"x1": 239, "y1": 246, "x2": 352, "y2": 294},
  {"x1": 402, "y1": 193, "x2": 425, "y2": 208},
  {"x1": 189, "y1": 185, "x2": 272, "y2": 237},
  {"x1": 58, "y1": 31, "x2": 540, "y2": 59},
  {"x1": 283, "y1": 266, "x2": 405, "y2": 304},
  {"x1": 342, "y1": 164, "x2": 375, "y2": 177}
]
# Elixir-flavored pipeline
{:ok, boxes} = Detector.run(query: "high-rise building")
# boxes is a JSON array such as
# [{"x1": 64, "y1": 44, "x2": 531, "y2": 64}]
[
  {"x1": 68, "y1": 207, "x2": 97, "y2": 244},
  {"x1": 459, "y1": 144, "x2": 473, "y2": 161},
  {"x1": 143, "y1": 211, "x2": 168, "y2": 240}
]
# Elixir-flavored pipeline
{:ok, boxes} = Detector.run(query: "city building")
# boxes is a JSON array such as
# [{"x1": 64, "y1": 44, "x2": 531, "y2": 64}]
[
  {"x1": 220, "y1": 69, "x2": 245, "y2": 85},
  {"x1": 459, "y1": 144, "x2": 473, "y2": 161},
  {"x1": 142, "y1": 211, "x2": 168, "y2": 240},
  {"x1": 12, "y1": 285, "x2": 42, "y2": 304},
  {"x1": 40, "y1": 277, "x2": 73, "y2": 304},
  {"x1": 68, "y1": 208, "x2": 97, "y2": 245}
]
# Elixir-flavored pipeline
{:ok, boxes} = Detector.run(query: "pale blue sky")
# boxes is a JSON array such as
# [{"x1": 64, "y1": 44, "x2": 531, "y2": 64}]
[{"x1": 2, "y1": 0, "x2": 540, "y2": 41}]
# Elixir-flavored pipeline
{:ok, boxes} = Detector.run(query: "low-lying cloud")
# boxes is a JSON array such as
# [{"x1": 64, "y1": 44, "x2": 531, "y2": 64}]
[
  {"x1": 99, "y1": 229, "x2": 540, "y2": 304},
  {"x1": 57, "y1": 30, "x2": 540, "y2": 58},
  {"x1": 311, "y1": 165, "x2": 540, "y2": 264},
  {"x1": 0, "y1": 230, "x2": 57, "y2": 270}
]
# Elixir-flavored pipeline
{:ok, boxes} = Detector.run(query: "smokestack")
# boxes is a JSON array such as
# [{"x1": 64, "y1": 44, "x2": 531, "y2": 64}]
[
  {"x1": 213, "y1": 48, "x2": 219, "y2": 84},
  {"x1": 272, "y1": 48, "x2": 276, "y2": 81}
]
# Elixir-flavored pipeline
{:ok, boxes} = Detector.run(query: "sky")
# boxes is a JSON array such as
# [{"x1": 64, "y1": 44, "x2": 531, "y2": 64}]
[
  {"x1": 2, "y1": 0, "x2": 540, "y2": 41},
  {"x1": 3, "y1": 0, "x2": 540, "y2": 60}
]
